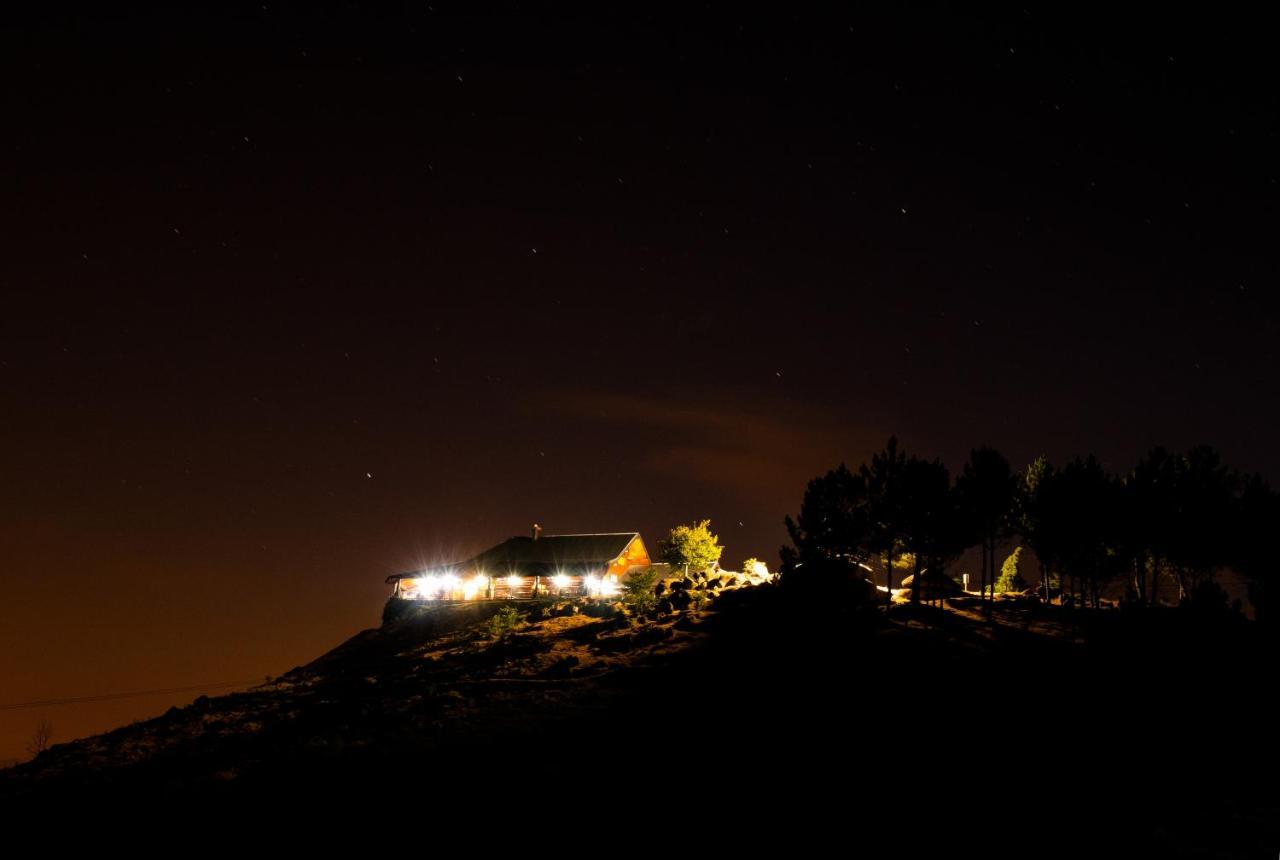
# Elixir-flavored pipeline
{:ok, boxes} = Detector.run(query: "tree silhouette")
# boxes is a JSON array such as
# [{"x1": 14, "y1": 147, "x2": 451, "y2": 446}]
[
  {"x1": 781, "y1": 463, "x2": 871, "y2": 574},
  {"x1": 1016, "y1": 456, "x2": 1061, "y2": 603},
  {"x1": 957, "y1": 446, "x2": 1016, "y2": 614},
  {"x1": 862, "y1": 437, "x2": 909, "y2": 607},
  {"x1": 782, "y1": 438, "x2": 1265, "y2": 623},
  {"x1": 899, "y1": 455, "x2": 954, "y2": 605},
  {"x1": 1055, "y1": 455, "x2": 1125, "y2": 609},
  {"x1": 780, "y1": 463, "x2": 876, "y2": 603},
  {"x1": 1236, "y1": 474, "x2": 1279, "y2": 629},
  {"x1": 1121, "y1": 447, "x2": 1177, "y2": 606},
  {"x1": 1165, "y1": 445, "x2": 1236, "y2": 602},
  {"x1": 27, "y1": 718, "x2": 53, "y2": 759},
  {"x1": 1115, "y1": 445, "x2": 1236, "y2": 608}
]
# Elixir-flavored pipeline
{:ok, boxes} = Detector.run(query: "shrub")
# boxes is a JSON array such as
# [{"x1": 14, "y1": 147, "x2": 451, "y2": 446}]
[
  {"x1": 486, "y1": 605, "x2": 525, "y2": 640},
  {"x1": 622, "y1": 566, "x2": 662, "y2": 615},
  {"x1": 382, "y1": 596, "x2": 415, "y2": 625},
  {"x1": 740, "y1": 557, "x2": 772, "y2": 584}
]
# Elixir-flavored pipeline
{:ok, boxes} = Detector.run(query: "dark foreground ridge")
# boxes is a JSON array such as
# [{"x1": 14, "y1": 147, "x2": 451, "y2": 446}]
[{"x1": 2, "y1": 588, "x2": 1276, "y2": 853}]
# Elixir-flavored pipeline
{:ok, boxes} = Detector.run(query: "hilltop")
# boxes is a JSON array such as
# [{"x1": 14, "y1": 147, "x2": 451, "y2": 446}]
[{"x1": 2, "y1": 587, "x2": 1275, "y2": 853}]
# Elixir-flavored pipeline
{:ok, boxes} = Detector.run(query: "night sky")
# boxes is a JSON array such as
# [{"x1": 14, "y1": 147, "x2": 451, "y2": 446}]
[{"x1": 3, "y1": 4, "x2": 1278, "y2": 760}]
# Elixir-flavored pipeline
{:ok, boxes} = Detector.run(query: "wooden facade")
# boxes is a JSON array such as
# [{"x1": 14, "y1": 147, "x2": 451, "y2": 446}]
[{"x1": 387, "y1": 530, "x2": 653, "y2": 601}]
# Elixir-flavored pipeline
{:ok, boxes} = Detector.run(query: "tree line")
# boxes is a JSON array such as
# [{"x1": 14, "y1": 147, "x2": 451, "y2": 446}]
[{"x1": 780, "y1": 438, "x2": 1278, "y2": 624}]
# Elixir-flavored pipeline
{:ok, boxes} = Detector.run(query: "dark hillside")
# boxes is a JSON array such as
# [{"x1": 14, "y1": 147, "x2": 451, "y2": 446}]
[{"x1": 3, "y1": 590, "x2": 1275, "y2": 853}]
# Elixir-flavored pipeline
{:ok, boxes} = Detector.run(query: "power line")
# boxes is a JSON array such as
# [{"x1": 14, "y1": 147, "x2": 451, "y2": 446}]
[{"x1": 0, "y1": 678, "x2": 264, "y2": 712}]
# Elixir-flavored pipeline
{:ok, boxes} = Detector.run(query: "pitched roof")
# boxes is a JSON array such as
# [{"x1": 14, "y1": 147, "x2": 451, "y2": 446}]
[
  {"x1": 468, "y1": 532, "x2": 640, "y2": 571},
  {"x1": 385, "y1": 532, "x2": 642, "y2": 583}
]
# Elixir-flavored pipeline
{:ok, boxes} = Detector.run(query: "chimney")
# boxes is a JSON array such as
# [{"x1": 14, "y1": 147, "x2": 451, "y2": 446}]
[{"x1": 532, "y1": 523, "x2": 543, "y2": 541}]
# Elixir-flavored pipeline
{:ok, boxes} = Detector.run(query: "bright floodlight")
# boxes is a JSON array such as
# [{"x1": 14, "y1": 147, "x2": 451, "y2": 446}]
[
  {"x1": 463, "y1": 575, "x2": 487, "y2": 600},
  {"x1": 552, "y1": 573, "x2": 571, "y2": 589}
]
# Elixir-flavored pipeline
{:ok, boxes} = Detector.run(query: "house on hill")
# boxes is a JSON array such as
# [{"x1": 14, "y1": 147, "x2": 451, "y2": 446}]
[{"x1": 386, "y1": 525, "x2": 654, "y2": 601}]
